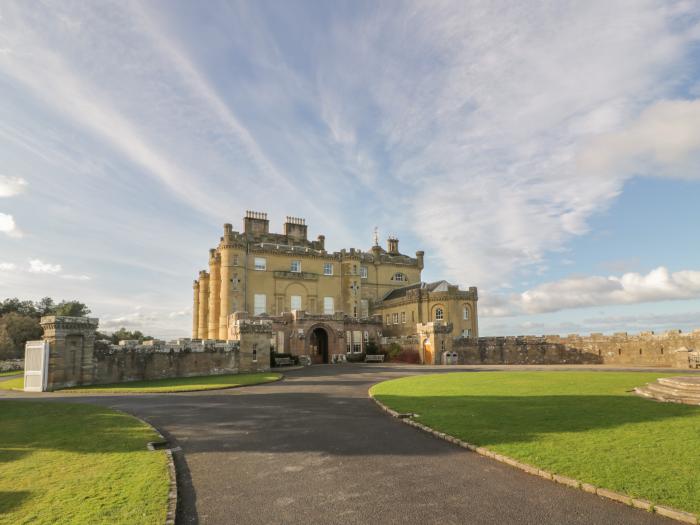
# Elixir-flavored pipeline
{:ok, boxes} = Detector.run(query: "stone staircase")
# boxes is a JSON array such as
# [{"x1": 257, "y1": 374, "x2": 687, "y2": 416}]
[{"x1": 634, "y1": 376, "x2": 700, "y2": 406}]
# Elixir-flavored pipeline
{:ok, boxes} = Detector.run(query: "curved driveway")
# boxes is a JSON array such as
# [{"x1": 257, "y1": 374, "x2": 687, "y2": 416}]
[{"x1": 2, "y1": 365, "x2": 683, "y2": 524}]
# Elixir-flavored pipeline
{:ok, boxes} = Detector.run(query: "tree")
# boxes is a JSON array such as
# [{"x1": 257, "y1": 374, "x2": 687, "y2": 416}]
[
  {"x1": 108, "y1": 327, "x2": 154, "y2": 344},
  {"x1": 0, "y1": 313, "x2": 43, "y2": 359},
  {"x1": 51, "y1": 300, "x2": 90, "y2": 317},
  {"x1": 35, "y1": 297, "x2": 56, "y2": 316},
  {"x1": 0, "y1": 298, "x2": 38, "y2": 317}
]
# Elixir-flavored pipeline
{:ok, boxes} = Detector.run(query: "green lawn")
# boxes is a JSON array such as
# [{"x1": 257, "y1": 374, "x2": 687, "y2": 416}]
[
  {"x1": 60, "y1": 372, "x2": 282, "y2": 393},
  {"x1": 371, "y1": 371, "x2": 700, "y2": 514},
  {"x1": 0, "y1": 401, "x2": 169, "y2": 525},
  {"x1": 0, "y1": 377, "x2": 22, "y2": 391}
]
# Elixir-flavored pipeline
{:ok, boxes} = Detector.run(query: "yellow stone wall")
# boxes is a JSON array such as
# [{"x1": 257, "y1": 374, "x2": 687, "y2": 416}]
[{"x1": 376, "y1": 285, "x2": 479, "y2": 339}]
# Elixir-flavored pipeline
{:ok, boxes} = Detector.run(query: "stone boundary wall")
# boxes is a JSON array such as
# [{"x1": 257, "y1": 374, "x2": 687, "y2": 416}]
[
  {"x1": 92, "y1": 339, "x2": 243, "y2": 385},
  {"x1": 451, "y1": 330, "x2": 700, "y2": 368},
  {"x1": 34, "y1": 316, "x2": 271, "y2": 390}
]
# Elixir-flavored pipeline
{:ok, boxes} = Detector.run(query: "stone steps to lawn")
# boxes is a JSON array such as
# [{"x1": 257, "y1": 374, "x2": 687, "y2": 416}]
[{"x1": 634, "y1": 376, "x2": 700, "y2": 406}]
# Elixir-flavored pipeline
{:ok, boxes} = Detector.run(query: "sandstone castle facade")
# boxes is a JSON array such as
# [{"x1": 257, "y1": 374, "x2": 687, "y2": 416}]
[{"x1": 192, "y1": 211, "x2": 478, "y2": 363}]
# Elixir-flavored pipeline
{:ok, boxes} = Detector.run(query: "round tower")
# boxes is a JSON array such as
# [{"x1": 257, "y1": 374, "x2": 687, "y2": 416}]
[
  {"x1": 192, "y1": 279, "x2": 200, "y2": 338},
  {"x1": 198, "y1": 270, "x2": 210, "y2": 339},
  {"x1": 207, "y1": 249, "x2": 221, "y2": 339}
]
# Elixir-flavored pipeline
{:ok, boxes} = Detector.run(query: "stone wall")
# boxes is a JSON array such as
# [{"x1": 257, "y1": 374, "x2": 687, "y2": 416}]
[
  {"x1": 32, "y1": 316, "x2": 271, "y2": 391},
  {"x1": 450, "y1": 330, "x2": 700, "y2": 368}
]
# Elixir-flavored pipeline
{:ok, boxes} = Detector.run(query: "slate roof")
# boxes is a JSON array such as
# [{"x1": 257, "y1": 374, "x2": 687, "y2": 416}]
[{"x1": 381, "y1": 280, "x2": 451, "y2": 301}]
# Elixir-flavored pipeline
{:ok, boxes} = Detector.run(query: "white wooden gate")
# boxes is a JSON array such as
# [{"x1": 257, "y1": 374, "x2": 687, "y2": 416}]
[{"x1": 24, "y1": 340, "x2": 49, "y2": 392}]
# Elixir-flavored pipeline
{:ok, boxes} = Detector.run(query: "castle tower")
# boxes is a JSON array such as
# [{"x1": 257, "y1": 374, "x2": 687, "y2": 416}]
[
  {"x1": 192, "y1": 280, "x2": 200, "y2": 338},
  {"x1": 219, "y1": 223, "x2": 236, "y2": 340},
  {"x1": 198, "y1": 270, "x2": 210, "y2": 339},
  {"x1": 207, "y1": 249, "x2": 221, "y2": 339}
]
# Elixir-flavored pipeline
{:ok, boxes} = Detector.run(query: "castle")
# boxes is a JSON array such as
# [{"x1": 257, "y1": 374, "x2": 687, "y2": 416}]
[{"x1": 192, "y1": 211, "x2": 478, "y2": 363}]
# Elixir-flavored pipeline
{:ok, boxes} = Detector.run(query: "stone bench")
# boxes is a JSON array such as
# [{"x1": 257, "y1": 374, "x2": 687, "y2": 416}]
[
  {"x1": 274, "y1": 357, "x2": 293, "y2": 366},
  {"x1": 365, "y1": 354, "x2": 385, "y2": 363}
]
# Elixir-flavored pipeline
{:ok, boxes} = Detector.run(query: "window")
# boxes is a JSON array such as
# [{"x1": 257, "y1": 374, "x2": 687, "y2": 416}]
[
  {"x1": 233, "y1": 255, "x2": 240, "y2": 266},
  {"x1": 360, "y1": 299, "x2": 369, "y2": 318},
  {"x1": 435, "y1": 307, "x2": 444, "y2": 321},
  {"x1": 392, "y1": 272, "x2": 407, "y2": 281},
  {"x1": 353, "y1": 264, "x2": 357, "y2": 275},
  {"x1": 323, "y1": 297, "x2": 334, "y2": 315},
  {"x1": 290, "y1": 260, "x2": 301, "y2": 273},
  {"x1": 323, "y1": 263, "x2": 333, "y2": 276},
  {"x1": 254, "y1": 294, "x2": 266, "y2": 316},
  {"x1": 401, "y1": 311, "x2": 406, "y2": 324},
  {"x1": 462, "y1": 329, "x2": 472, "y2": 337},
  {"x1": 346, "y1": 331, "x2": 352, "y2": 353},
  {"x1": 360, "y1": 266, "x2": 368, "y2": 279},
  {"x1": 392, "y1": 312, "x2": 399, "y2": 324},
  {"x1": 353, "y1": 342, "x2": 362, "y2": 353},
  {"x1": 290, "y1": 295, "x2": 302, "y2": 310},
  {"x1": 252, "y1": 343, "x2": 258, "y2": 362},
  {"x1": 254, "y1": 257, "x2": 266, "y2": 271},
  {"x1": 386, "y1": 315, "x2": 390, "y2": 325},
  {"x1": 463, "y1": 306, "x2": 469, "y2": 320},
  {"x1": 363, "y1": 331, "x2": 369, "y2": 343}
]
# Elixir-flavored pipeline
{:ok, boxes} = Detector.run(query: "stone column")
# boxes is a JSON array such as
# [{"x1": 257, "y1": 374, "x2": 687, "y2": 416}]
[
  {"x1": 208, "y1": 250, "x2": 221, "y2": 339},
  {"x1": 198, "y1": 270, "x2": 210, "y2": 339},
  {"x1": 192, "y1": 279, "x2": 200, "y2": 338},
  {"x1": 40, "y1": 316, "x2": 99, "y2": 390}
]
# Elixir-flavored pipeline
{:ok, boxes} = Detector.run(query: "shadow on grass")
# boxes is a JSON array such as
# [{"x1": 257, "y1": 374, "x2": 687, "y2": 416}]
[
  {"x1": 0, "y1": 400, "x2": 160, "y2": 455},
  {"x1": 0, "y1": 490, "x2": 32, "y2": 514},
  {"x1": 373, "y1": 393, "x2": 700, "y2": 446}
]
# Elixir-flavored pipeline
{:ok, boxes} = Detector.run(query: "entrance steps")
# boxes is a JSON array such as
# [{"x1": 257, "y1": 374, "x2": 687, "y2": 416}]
[{"x1": 634, "y1": 376, "x2": 700, "y2": 406}]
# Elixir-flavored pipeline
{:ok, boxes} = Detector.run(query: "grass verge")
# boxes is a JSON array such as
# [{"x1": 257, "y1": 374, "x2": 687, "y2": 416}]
[
  {"x1": 370, "y1": 371, "x2": 700, "y2": 515},
  {"x1": 0, "y1": 377, "x2": 23, "y2": 390},
  {"x1": 60, "y1": 372, "x2": 282, "y2": 393},
  {"x1": 0, "y1": 401, "x2": 169, "y2": 525}
]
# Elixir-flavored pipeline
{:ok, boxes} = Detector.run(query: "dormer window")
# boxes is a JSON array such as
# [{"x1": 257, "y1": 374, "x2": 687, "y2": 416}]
[{"x1": 392, "y1": 272, "x2": 407, "y2": 282}]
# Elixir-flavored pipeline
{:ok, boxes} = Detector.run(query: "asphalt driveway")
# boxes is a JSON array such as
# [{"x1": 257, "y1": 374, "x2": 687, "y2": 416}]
[{"x1": 2, "y1": 364, "x2": 687, "y2": 524}]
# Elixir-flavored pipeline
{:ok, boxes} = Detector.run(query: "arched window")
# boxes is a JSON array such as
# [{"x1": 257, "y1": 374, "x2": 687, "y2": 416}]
[
  {"x1": 463, "y1": 306, "x2": 469, "y2": 320},
  {"x1": 435, "y1": 307, "x2": 444, "y2": 321},
  {"x1": 392, "y1": 272, "x2": 407, "y2": 282}
]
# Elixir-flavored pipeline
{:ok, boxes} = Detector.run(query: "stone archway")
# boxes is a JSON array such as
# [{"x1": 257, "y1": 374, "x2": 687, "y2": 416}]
[{"x1": 310, "y1": 327, "x2": 330, "y2": 364}]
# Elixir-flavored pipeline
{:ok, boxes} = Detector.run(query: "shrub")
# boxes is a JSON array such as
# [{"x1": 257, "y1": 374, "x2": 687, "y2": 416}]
[
  {"x1": 346, "y1": 352, "x2": 366, "y2": 363},
  {"x1": 271, "y1": 352, "x2": 299, "y2": 366},
  {"x1": 393, "y1": 349, "x2": 420, "y2": 364},
  {"x1": 364, "y1": 341, "x2": 380, "y2": 355}
]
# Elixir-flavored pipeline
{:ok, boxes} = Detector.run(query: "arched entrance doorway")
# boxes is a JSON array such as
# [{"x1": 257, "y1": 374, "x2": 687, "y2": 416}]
[{"x1": 310, "y1": 327, "x2": 329, "y2": 364}]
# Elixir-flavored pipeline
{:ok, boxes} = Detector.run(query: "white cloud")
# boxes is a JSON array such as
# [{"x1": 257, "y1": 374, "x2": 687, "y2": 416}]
[
  {"x1": 60, "y1": 274, "x2": 91, "y2": 281},
  {"x1": 578, "y1": 99, "x2": 700, "y2": 180},
  {"x1": 0, "y1": 212, "x2": 22, "y2": 237},
  {"x1": 0, "y1": 262, "x2": 16, "y2": 271},
  {"x1": 0, "y1": 175, "x2": 27, "y2": 197},
  {"x1": 484, "y1": 266, "x2": 700, "y2": 316},
  {"x1": 28, "y1": 259, "x2": 62, "y2": 274}
]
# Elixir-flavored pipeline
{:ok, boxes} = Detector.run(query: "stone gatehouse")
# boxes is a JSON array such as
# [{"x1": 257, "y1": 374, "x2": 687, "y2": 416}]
[{"x1": 228, "y1": 311, "x2": 383, "y2": 364}]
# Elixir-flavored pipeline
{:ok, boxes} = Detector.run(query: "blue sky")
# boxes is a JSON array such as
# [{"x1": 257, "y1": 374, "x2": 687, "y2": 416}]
[{"x1": 1, "y1": 0, "x2": 700, "y2": 339}]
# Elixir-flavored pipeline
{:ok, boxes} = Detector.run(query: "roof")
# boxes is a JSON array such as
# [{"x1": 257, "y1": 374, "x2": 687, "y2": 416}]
[{"x1": 381, "y1": 280, "x2": 451, "y2": 301}]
